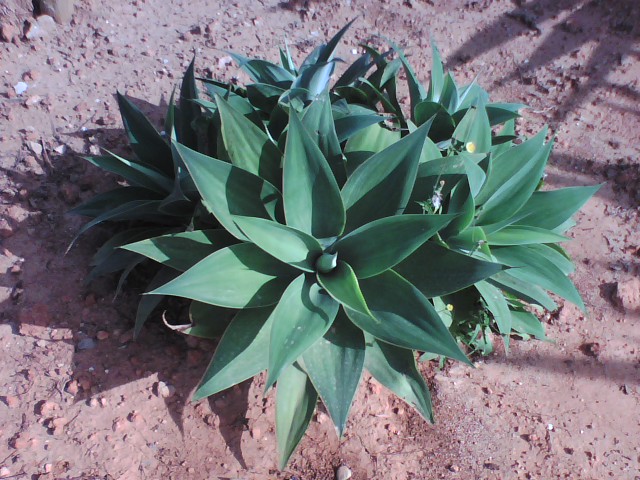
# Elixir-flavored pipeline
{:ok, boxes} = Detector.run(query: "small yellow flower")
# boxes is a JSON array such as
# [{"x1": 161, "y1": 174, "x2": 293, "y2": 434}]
[
  {"x1": 446, "y1": 304, "x2": 454, "y2": 312},
  {"x1": 465, "y1": 141, "x2": 476, "y2": 153}
]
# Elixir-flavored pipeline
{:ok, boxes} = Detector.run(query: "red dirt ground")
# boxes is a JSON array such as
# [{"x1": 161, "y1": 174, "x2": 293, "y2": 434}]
[{"x1": 1, "y1": 0, "x2": 639, "y2": 479}]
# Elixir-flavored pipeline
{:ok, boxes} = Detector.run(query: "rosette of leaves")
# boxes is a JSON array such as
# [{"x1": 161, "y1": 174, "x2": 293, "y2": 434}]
[
  {"x1": 395, "y1": 99, "x2": 600, "y2": 354},
  {"x1": 120, "y1": 90, "x2": 523, "y2": 468}
]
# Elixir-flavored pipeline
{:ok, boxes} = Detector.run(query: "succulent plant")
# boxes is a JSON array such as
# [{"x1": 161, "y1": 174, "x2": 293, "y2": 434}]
[{"x1": 74, "y1": 22, "x2": 598, "y2": 468}]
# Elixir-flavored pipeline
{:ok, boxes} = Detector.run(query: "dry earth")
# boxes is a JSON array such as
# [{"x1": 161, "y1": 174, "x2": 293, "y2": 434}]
[{"x1": 0, "y1": 0, "x2": 639, "y2": 479}]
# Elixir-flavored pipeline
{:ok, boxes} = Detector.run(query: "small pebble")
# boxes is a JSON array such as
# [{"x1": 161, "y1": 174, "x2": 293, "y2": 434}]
[
  {"x1": 13, "y1": 82, "x2": 28, "y2": 96},
  {"x1": 0, "y1": 466, "x2": 10, "y2": 478},
  {"x1": 155, "y1": 381, "x2": 175, "y2": 399},
  {"x1": 96, "y1": 330, "x2": 109, "y2": 341},
  {"x1": 336, "y1": 465, "x2": 352, "y2": 480},
  {"x1": 77, "y1": 338, "x2": 97, "y2": 350}
]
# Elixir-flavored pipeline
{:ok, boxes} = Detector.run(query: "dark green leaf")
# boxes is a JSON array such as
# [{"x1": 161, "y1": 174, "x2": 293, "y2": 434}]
[
  {"x1": 122, "y1": 229, "x2": 237, "y2": 271},
  {"x1": 177, "y1": 57, "x2": 200, "y2": 149},
  {"x1": 395, "y1": 242, "x2": 502, "y2": 297},
  {"x1": 267, "y1": 274, "x2": 339, "y2": 388},
  {"x1": 284, "y1": 112, "x2": 345, "y2": 238},
  {"x1": 116, "y1": 92, "x2": 173, "y2": 176},
  {"x1": 173, "y1": 142, "x2": 282, "y2": 241},
  {"x1": 301, "y1": 312, "x2": 364, "y2": 437},
  {"x1": 215, "y1": 94, "x2": 282, "y2": 187},
  {"x1": 346, "y1": 270, "x2": 470, "y2": 363},
  {"x1": 341, "y1": 123, "x2": 429, "y2": 232},
  {"x1": 488, "y1": 271, "x2": 557, "y2": 311},
  {"x1": 83, "y1": 153, "x2": 173, "y2": 193},
  {"x1": 194, "y1": 306, "x2": 274, "y2": 400},
  {"x1": 301, "y1": 92, "x2": 346, "y2": 185},
  {"x1": 233, "y1": 216, "x2": 322, "y2": 272},
  {"x1": 184, "y1": 301, "x2": 235, "y2": 339},
  {"x1": 364, "y1": 335, "x2": 434, "y2": 422},
  {"x1": 486, "y1": 226, "x2": 568, "y2": 246},
  {"x1": 151, "y1": 243, "x2": 297, "y2": 308},
  {"x1": 227, "y1": 52, "x2": 295, "y2": 85},
  {"x1": 134, "y1": 267, "x2": 177, "y2": 337},
  {"x1": 276, "y1": 363, "x2": 318, "y2": 469},
  {"x1": 317, "y1": 260, "x2": 373, "y2": 317},
  {"x1": 334, "y1": 214, "x2": 456, "y2": 279},
  {"x1": 492, "y1": 245, "x2": 584, "y2": 310},
  {"x1": 475, "y1": 280, "x2": 512, "y2": 338}
]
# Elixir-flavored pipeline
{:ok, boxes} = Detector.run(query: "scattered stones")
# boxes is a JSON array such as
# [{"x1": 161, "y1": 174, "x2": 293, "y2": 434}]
[
  {"x1": 154, "y1": 381, "x2": 176, "y2": 399},
  {"x1": 13, "y1": 82, "x2": 28, "y2": 96},
  {"x1": 112, "y1": 417, "x2": 127, "y2": 432},
  {"x1": 39, "y1": 0, "x2": 76, "y2": 23},
  {"x1": 1, "y1": 395, "x2": 18, "y2": 408},
  {"x1": 614, "y1": 277, "x2": 640, "y2": 312},
  {"x1": 96, "y1": 330, "x2": 109, "y2": 341},
  {"x1": 0, "y1": 23, "x2": 19, "y2": 43},
  {"x1": 77, "y1": 338, "x2": 97, "y2": 350},
  {"x1": 0, "y1": 218, "x2": 14, "y2": 239},
  {"x1": 36, "y1": 400, "x2": 60, "y2": 416},
  {"x1": 336, "y1": 465, "x2": 352, "y2": 480},
  {"x1": 24, "y1": 15, "x2": 57, "y2": 40},
  {"x1": 579, "y1": 342, "x2": 602, "y2": 358},
  {"x1": 65, "y1": 380, "x2": 79, "y2": 395}
]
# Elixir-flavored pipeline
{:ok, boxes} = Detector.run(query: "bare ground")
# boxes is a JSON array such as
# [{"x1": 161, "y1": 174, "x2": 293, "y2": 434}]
[{"x1": 0, "y1": 0, "x2": 639, "y2": 479}]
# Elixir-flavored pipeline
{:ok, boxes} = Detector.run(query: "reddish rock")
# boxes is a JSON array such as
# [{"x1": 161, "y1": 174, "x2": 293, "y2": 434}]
[
  {"x1": 1, "y1": 396, "x2": 19, "y2": 408},
  {"x1": 0, "y1": 23, "x2": 19, "y2": 43},
  {"x1": 36, "y1": 400, "x2": 60, "y2": 416},
  {"x1": 65, "y1": 380, "x2": 79, "y2": 395},
  {"x1": 614, "y1": 277, "x2": 640, "y2": 312},
  {"x1": 0, "y1": 218, "x2": 13, "y2": 239}
]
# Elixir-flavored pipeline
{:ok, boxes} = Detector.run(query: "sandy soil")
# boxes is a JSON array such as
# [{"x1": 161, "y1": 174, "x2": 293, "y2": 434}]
[{"x1": 1, "y1": 0, "x2": 639, "y2": 479}]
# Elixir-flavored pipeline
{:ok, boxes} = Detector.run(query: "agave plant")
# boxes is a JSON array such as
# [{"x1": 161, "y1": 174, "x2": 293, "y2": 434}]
[{"x1": 75, "y1": 22, "x2": 598, "y2": 469}]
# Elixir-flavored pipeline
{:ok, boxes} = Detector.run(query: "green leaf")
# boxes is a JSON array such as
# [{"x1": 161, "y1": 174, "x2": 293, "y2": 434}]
[
  {"x1": 475, "y1": 280, "x2": 512, "y2": 339},
  {"x1": 395, "y1": 242, "x2": 503, "y2": 297},
  {"x1": 276, "y1": 363, "x2": 318, "y2": 469},
  {"x1": 69, "y1": 186, "x2": 162, "y2": 218},
  {"x1": 441, "y1": 178, "x2": 475, "y2": 238},
  {"x1": 246, "y1": 83, "x2": 287, "y2": 113},
  {"x1": 194, "y1": 306, "x2": 274, "y2": 400},
  {"x1": 414, "y1": 101, "x2": 455, "y2": 141},
  {"x1": 134, "y1": 267, "x2": 177, "y2": 337},
  {"x1": 427, "y1": 42, "x2": 444, "y2": 103},
  {"x1": 283, "y1": 111, "x2": 345, "y2": 238},
  {"x1": 233, "y1": 216, "x2": 322, "y2": 272},
  {"x1": 317, "y1": 261, "x2": 373, "y2": 318},
  {"x1": 334, "y1": 113, "x2": 386, "y2": 143},
  {"x1": 215, "y1": 94, "x2": 282, "y2": 187},
  {"x1": 83, "y1": 153, "x2": 173, "y2": 193},
  {"x1": 185, "y1": 302, "x2": 235, "y2": 339},
  {"x1": 70, "y1": 199, "x2": 172, "y2": 249},
  {"x1": 452, "y1": 103, "x2": 492, "y2": 154},
  {"x1": 301, "y1": 312, "x2": 365, "y2": 437},
  {"x1": 344, "y1": 123, "x2": 400, "y2": 175},
  {"x1": 151, "y1": 243, "x2": 297, "y2": 308},
  {"x1": 227, "y1": 52, "x2": 295, "y2": 85},
  {"x1": 488, "y1": 271, "x2": 557, "y2": 311},
  {"x1": 177, "y1": 57, "x2": 200, "y2": 149},
  {"x1": 476, "y1": 129, "x2": 552, "y2": 225},
  {"x1": 492, "y1": 245, "x2": 585, "y2": 310},
  {"x1": 122, "y1": 229, "x2": 237, "y2": 271},
  {"x1": 334, "y1": 214, "x2": 456, "y2": 279},
  {"x1": 364, "y1": 335, "x2": 434, "y2": 422},
  {"x1": 301, "y1": 92, "x2": 346, "y2": 185},
  {"x1": 116, "y1": 92, "x2": 173, "y2": 176},
  {"x1": 346, "y1": 270, "x2": 470, "y2": 363},
  {"x1": 316, "y1": 19, "x2": 355, "y2": 63},
  {"x1": 389, "y1": 40, "x2": 426, "y2": 120},
  {"x1": 173, "y1": 142, "x2": 282, "y2": 241},
  {"x1": 267, "y1": 274, "x2": 339, "y2": 388},
  {"x1": 341, "y1": 123, "x2": 429, "y2": 232},
  {"x1": 507, "y1": 185, "x2": 601, "y2": 232},
  {"x1": 486, "y1": 103, "x2": 525, "y2": 126},
  {"x1": 510, "y1": 310, "x2": 547, "y2": 340},
  {"x1": 279, "y1": 42, "x2": 297, "y2": 74},
  {"x1": 486, "y1": 226, "x2": 568, "y2": 246}
]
